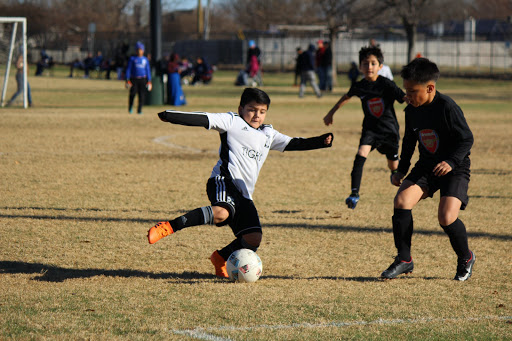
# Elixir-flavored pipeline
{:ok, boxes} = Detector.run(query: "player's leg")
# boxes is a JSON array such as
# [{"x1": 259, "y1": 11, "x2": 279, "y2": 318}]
[
  {"x1": 147, "y1": 205, "x2": 216, "y2": 244},
  {"x1": 128, "y1": 78, "x2": 136, "y2": 113},
  {"x1": 438, "y1": 171, "x2": 474, "y2": 281},
  {"x1": 148, "y1": 176, "x2": 233, "y2": 244},
  {"x1": 381, "y1": 180, "x2": 426, "y2": 279},
  {"x1": 309, "y1": 71, "x2": 322, "y2": 97},
  {"x1": 346, "y1": 144, "x2": 371, "y2": 209},
  {"x1": 376, "y1": 137, "x2": 400, "y2": 183},
  {"x1": 137, "y1": 79, "x2": 145, "y2": 114},
  {"x1": 213, "y1": 196, "x2": 262, "y2": 278}
]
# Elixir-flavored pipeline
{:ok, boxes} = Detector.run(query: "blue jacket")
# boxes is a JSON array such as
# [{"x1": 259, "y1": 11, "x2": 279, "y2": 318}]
[{"x1": 126, "y1": 55, "x2": 151, "y2": 80}]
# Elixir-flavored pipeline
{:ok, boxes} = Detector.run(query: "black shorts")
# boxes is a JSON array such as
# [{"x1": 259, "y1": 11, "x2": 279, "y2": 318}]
[
  {"x1": 359, "y1": 130, "x2": 399, "y2": 161},
  {"x1": 405, "y1": 161, "x2": 470, "y2": 210},
  {"x1": 206, "y1": 175, "x2": 262, "y2": 236}
]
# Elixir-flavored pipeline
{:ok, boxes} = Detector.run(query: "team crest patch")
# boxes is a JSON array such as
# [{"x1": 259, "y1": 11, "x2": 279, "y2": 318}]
[
  {"x1": 419, "y1": 129, "x2": 439, "y2": 153},
  {"x1": 367, "y1": 98, "x2": 384, "y2": 118}
]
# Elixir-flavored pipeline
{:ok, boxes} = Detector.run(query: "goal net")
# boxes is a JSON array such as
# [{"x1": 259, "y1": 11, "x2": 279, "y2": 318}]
[{"x1": 0, "y1": 17, "x2": 28, "y2": 108}]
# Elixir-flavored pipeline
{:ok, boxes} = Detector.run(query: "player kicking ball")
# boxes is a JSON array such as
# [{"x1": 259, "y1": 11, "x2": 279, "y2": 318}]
[
  {"x1": 381, "y1": 58, "x2": 475, "y2": 281},
  {"x1": 323, "y1": 46, "x2": 406, "y2": 209},
  {"x1": 148, "y1": 88, "x2": 333, "y2": 278}
]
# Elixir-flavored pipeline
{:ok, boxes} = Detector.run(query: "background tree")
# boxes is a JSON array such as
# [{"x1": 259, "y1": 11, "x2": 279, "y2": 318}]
[
  {"x1": 313, "y1": 0, "x2": 358, "y2": 86},
  {"x1": 370, "y1": 0, "x2": 469, "y2": 62}
]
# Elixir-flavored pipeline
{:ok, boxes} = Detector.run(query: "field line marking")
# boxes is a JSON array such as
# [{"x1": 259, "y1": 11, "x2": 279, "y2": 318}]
[{"x1": 170, "y1": 315, "x2": 511, "y2": 340}]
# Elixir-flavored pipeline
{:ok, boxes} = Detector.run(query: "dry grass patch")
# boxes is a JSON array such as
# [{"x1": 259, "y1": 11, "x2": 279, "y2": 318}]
[{"x1": 1, "y1": 72, "x2": 511, "y2": 340}]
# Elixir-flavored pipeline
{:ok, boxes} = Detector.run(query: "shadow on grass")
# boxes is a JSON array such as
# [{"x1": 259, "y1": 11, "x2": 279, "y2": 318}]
[
  {"x1": 0, "y1": 261, "x2": 217, "y2": 283},
  {"x1": 1, "y1": 261, "x2": 441, "y2": 283},
  {"x1": 1, "y1": 206, "x2": 511, "y2": 241},
  {"x1": 270, "y1": 223, "x2": 512, "y2": 241},
  {"x1": 263, "y1": 275, "x2": 442, "y2": 282}
]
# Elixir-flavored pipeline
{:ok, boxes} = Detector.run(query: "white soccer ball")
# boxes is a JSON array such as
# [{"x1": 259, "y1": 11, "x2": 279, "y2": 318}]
[{"x1": 226, "y1": 249, "x2": 263, "y2": 283}]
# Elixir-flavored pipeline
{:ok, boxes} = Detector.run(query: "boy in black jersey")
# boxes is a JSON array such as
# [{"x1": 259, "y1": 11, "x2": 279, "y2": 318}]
[
  {"x1": 147, "y1": 88, "x2": 333, "y2": 278},
  {"x1": 324, "y1": 46, "x2": 406, "y2": 209},
  {"x1": 381, "y1": 58, "x2": 475, "y2": 281}
]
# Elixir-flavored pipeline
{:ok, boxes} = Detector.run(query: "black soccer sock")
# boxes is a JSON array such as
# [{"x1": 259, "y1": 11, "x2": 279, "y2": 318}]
[
  {"x1": 392, "y1": 208, "x2": 413, "y2": 262},
  {"x1": 350, "y1": 154, "x2": 366, "y2": 194},
  {"x1": 170, "y1": 206, "x2": 214, "y2": 232},
  {"x1": 441, "y1": 219, "x2": 471, "y2": 260},
  {"x1": 218, "y1": 238, "x2": 244, "y2": 260}
]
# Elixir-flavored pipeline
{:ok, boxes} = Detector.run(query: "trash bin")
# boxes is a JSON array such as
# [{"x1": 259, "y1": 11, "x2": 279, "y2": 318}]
[{"x1": 146, "y1": 67, "x2": 164, "y2": 105}]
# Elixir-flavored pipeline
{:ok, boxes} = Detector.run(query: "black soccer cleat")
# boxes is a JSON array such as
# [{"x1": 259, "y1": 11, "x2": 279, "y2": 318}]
[
  {"x1": 345, "y1": 193, "x2": 360, "y2": 209},
  {"x1": 454, "y1": 250, "x2": 475, "y2": 281},
  {"x1": 381, "y1": 256, "x2": 414, "y2": 279}
]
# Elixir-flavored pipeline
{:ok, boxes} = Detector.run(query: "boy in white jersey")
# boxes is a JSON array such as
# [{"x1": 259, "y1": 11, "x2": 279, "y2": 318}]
[{"x1": 148, "y1": 88, "x2": 333, "y2": 278}]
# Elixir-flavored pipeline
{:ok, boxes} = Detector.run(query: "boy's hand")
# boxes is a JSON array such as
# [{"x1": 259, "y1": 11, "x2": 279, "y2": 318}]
[
  {"x1": 391, "y1": 172, "x2": 405, "y2": 187},
  {"x1": 147, "y1": 81, "x2": 152, "y2": 91},
  {"x1": 324, "y1": 133, "x2": 333, "y2": 146},
  {"x1": 323, "y1": 112, "x2": 334, "y2": 126},
  {"x1": 433, "y1": 161, "x2": 452, "y2": 177},
  {"x1": 125, "y1": 81, "x2": 132, "y2": 89},
  {"x1": 158, "y1": 112, "x2": 169, "y2": 122}
]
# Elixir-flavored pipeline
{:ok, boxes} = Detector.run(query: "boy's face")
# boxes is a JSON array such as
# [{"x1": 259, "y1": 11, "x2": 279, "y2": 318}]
[
  {"x1": 403, "y1": 79, "x2": 436, "y2": 107},
  {"x1": 360, "y1": 55, "x2": 382, "y2": 81},
  {"x1": 239, "y1": 101, "x2": 268, "y2": 129}
]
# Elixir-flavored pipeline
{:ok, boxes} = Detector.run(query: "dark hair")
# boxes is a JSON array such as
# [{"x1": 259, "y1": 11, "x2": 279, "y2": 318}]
[
  {"x1": 400, "y1": 58, "x2": 440, "y2": 83},
  {"x1": 359, "y1": 46, "x2": 384, "y2": 65},
  {"x1": 240, "y1": 88, "x2": 271, "y2": 108}
]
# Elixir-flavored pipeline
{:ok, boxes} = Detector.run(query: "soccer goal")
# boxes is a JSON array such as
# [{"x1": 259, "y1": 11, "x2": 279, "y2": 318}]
[{"x1": 0, "y1": 17, "x2": 28, "y2": 108}]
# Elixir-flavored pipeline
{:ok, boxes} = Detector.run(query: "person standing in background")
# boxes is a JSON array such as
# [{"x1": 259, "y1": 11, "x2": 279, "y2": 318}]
[
  {"x1": 7, "y1": 54, "x2": 32, "y2": 107},
  {"x1": 125, "y1": 42, "x2": 152, "y2": 114}
]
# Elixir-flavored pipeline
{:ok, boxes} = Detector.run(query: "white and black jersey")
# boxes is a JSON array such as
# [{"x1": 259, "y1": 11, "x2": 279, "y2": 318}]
[
  {"x1": 207, "y1": 111, "x2": 291, "y2": 199},
  {"x1": 158, "y1": 110, "x2": 333, "y2": 200}
]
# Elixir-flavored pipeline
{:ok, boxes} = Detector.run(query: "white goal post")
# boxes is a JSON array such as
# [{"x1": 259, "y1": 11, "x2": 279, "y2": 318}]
[{"x1": 0, "y1": 17, "x2": 28, "y2": 108}]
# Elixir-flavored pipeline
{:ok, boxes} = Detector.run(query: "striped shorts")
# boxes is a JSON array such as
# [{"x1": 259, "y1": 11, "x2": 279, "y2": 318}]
[{"x1": 206, "y1": 175, "x2": 262, "y2": 236}]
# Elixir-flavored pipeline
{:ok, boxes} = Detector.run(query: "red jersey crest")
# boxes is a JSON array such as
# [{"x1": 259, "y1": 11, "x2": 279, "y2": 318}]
[
  {"x1": 419, "y1": 129, "x2": 439, "y2": 153},
  {"x1": 367, "y1": 98, "x2": 384, "y2": 118}
]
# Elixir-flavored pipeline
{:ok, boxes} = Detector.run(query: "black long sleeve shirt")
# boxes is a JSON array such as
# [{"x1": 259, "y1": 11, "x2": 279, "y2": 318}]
[{"x1": 398, "y1": 91, "x2": 473, "y2": 175}]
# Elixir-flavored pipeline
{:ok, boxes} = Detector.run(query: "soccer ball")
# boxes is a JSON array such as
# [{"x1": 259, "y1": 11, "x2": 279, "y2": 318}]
[{"x1": 226, "y1": 249, "x2": 263, "y2": 283}]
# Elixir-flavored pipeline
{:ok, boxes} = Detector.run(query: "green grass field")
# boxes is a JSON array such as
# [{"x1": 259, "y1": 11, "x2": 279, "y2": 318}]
[{"x1": 1, "y1": 68, "x2": 511, "y2": 340}]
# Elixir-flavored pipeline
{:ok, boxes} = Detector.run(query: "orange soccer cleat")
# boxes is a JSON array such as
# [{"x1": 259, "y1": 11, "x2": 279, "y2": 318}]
[
  {"x1": 210, "y1": 250, "x2": 229, "y2": 278},
  {"x1": 147, "y1": 221, "x2": 174, "y2": 244}
]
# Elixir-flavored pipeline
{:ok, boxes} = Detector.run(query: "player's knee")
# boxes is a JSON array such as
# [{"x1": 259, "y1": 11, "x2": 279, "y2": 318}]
[
  {"x1": 241, "y1": 232, "x2": 262, "y2": 251},
  {"x1": 438, "y1": 212, "x2": 457, "y2": 226},
  {"x1": 212, "y1": 206, "x2": 230, "y2": 224},
  {"x1": 393, "y1": 194, "x2": 407, "y2": 209}
]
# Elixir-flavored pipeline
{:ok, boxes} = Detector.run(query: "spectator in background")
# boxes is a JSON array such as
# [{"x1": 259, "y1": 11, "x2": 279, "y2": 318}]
[
  {"x1": 35, "y1": 49, "x2": 53, "y2": 76},
  {"x1": 246, "y1": 40, "x2": 262, "y2": 85},
  {"x1": 68, "y1": 52, "x2": 94, "y2": 78},
  {"x1": 179, "y1": 56, "x2": 193, "y2": 84},
  {"x1": 322, "y1": 41, "x2": 333, "y2": 92},
  {"x1": 125, "y1": 41, "x2": 152, "y2": 114},
  {"x1": 191, "y1": 56, "x2": 213, "y2": 85},
  {"x1": 369, "y1": 38, "x2": 394, "y2": 80},
  {"x1": 293, "y1": 47, "x2": 303, "y2": 86},
  {"x1": 167, "y1": 53, "x2": 186, "y2": 106},
  {"x1": 315, "y1": 40, "x2": 326, "y2": 90},
  {"x1": 298, "y1": 43, "x2": 322, "y2": 98},
  {"x1": 348, "y1": 61, "x2": 360, "y2": 87},
  {"x1": 246, "y1": 40, "x2": 261, "y2": 66},
  {"x1": 379, "y1": 64, "x2": 394, "y2": 80},
  {"x1": 6, "y1": 54, "x2": 32, "y2": 107}
]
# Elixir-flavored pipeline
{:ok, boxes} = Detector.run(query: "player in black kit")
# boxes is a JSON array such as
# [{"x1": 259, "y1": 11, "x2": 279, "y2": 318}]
[
  {"x1": 381, "y1": 58, "x2": 475, "y2": 281},
  {"x1": 324, "y1": 46, "x2": 406, "y2": 209}
]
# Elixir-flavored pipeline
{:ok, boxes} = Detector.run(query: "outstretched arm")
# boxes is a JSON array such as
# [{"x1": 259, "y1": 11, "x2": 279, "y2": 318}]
[
  {"x1": 324, "y1": 94, "x2": 350, "y2": 126},
  {"x1": 284, "y1": 133, "x2": 333, "y2": 151},
  {"x1": 158, "y1": 110, "x2": 209, "y2": 128}
]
